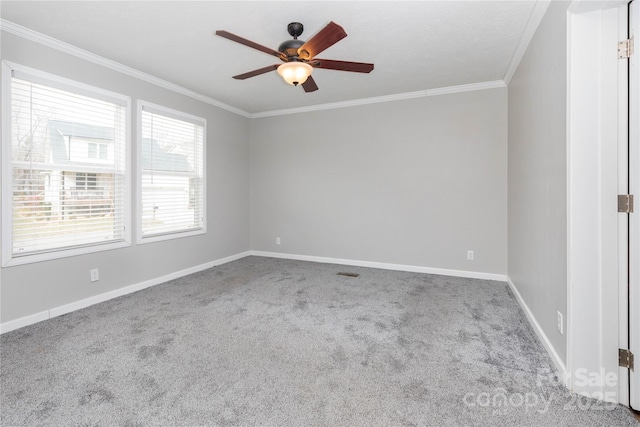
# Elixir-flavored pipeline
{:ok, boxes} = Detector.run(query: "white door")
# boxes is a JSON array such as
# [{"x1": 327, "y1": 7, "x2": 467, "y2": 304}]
[{"x1": 629, "y1": 0, "x2": 640, "y2": 411}]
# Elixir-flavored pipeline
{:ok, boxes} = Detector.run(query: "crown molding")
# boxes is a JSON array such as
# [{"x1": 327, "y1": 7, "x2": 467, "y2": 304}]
[
  {"x1": 250, "y1": 80, "x2": 507, "y2": 118},
  {"x1": 0, "y1": 19, "x2": 251, "y2": 118},
  {"x1": 503, "y1": 0, "x2": 551, "y2": 85}
]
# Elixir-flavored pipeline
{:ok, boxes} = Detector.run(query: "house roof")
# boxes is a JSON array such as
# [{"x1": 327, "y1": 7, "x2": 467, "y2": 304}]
[
  {"x1": 141, "y1": 138, "x2": 193, "y2": 173},
  {"x1": 47, "y1": 120, "x2": 192, "y2": 173}
]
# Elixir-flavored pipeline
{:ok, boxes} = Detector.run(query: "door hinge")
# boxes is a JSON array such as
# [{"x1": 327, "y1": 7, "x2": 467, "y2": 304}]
[
  {"x1": 618, "y1": 37, "x2": 634, "y2": 59},
  {"x1": 618, "y1": 194, "x2": 634, "y2": 213},
  {"x1": 619, "y1": 349, "x2": 635, "y2": 371}
]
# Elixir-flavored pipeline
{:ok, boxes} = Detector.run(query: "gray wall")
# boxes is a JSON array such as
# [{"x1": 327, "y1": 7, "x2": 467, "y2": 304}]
[
  {"x1": 0, "y1": 32, "x2": 251, "y2": 323},
  {"x1": 507, "y1": 1, "x2": 569, "y2": 363},
  {"x1": 250, "y1": 89, "x2": 508, "y2": 274}
]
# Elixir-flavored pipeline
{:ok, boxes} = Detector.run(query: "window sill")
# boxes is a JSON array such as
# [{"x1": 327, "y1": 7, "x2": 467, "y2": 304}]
[
  {"x1": 137, "y1": 227, "x2": 206, "y2": 245},
  {"x1": 2, "y1": 239, "x2": 131, "y2": 268}
]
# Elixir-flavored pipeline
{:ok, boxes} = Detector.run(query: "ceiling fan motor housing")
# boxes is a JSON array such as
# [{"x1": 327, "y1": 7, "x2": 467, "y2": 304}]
[{"x1": 278, "y1": 38, "x2": 305, "y2": 58}]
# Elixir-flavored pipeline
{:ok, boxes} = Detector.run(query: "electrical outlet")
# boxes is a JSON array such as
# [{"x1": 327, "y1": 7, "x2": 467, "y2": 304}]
[
  {"x1": 557, "y1": 311, "x2": 563, "y2": 334},
  {"x1": 90, "y1": 268, "x2": 99, "y2": 282},
  {"x1": 467, "y1": 250, "x2": 474, "y2": 261},
  {"x1": 276, "y1": 237, "x2": 281, "y2": 245}
]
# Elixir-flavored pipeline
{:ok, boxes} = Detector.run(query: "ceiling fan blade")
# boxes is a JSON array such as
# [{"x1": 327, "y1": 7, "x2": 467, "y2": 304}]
[
  {"x1": 302, "y1": 75, "x2": 319, "y2": 92},
  {"x1": 312, "y1": 59, "x2": 374, "y2": 73},
  {"x1": 298, "y1": 21, "x2": 347, "y2": 60},
  {"x1": 216, "y1": 30, "x2": 282, "y2": 58},
  {"x1": 232, "y1": 64, "x2": 279, "y2": 80}
]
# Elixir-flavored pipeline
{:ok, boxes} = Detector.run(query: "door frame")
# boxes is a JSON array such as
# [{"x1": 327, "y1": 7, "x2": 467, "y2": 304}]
[
  {"x1": 566, "y1": 0, "x2": 630, "y2": 404},
  {"x1": 629, "y1": 0, "x2": 639, "y2": 410}
]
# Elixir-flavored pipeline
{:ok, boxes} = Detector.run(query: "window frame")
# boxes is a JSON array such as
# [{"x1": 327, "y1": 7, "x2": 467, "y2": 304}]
[
  {"x1": 1, "y1": 61, "x2": 132, "y2": 267},
  {"x1": 136, "y1": 100, "x2": 207, "y2": 244}
]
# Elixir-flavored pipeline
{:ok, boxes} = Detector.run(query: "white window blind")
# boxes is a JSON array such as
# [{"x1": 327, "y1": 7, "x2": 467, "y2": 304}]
[
  {"x1": 3, "y1": 65, "x2": 129, "y2": 264},
  {"x1": 139, "y1": 103, "x2": 205, "y2": 240}
]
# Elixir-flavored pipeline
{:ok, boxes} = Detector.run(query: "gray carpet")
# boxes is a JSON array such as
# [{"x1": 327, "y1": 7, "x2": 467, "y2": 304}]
[{"x1": 1, "y1": 256, "x2": 638, "y2": 426}]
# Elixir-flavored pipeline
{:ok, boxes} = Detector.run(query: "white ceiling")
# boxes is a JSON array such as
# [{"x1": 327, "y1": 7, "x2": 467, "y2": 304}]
[{"x1": 1, "y1": 1, "x2": 540, "y2": 115}]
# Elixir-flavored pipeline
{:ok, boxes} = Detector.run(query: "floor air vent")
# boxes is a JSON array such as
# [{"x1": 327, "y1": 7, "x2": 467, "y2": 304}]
[{"x1": 337, "y1": 272, "x2": 360, "y2": 277}]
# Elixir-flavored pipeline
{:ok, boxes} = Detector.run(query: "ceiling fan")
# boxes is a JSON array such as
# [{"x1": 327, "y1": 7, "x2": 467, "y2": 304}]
[{"x1": 215, "y1": 21, "x2": 374, "y2": 92}]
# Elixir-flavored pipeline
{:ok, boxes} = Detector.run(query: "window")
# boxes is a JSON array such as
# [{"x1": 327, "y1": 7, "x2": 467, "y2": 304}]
[
  {"x1": 75, "y1": 173, "x2": 98, "y2": 190},
  {"x1": 87, "y1": 142, "x2": 108, "y2": 160},
  {"x1": 1, "y1": 62, "x2": 130, "y2": 266},
  {"x1": 138, "y1": 101, "x2": 205, "y2": 242}
]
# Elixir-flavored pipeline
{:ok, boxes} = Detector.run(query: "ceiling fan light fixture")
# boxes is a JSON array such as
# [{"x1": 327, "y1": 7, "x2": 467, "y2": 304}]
[{"x1": 277, "y1": 62, "x2": 313, "y2": 86}]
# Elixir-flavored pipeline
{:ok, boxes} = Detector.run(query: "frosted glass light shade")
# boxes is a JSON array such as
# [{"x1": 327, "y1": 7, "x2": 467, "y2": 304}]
[{"x1": 277, "y1": 62, "x2": 313, "y2": 86}]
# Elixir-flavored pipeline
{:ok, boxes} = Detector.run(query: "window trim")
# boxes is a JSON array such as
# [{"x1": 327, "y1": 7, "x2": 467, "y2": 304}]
[
  {"x1": 1, "y1": 61, "x2": 132, "y2": 267},
  {"x1": 136, "y1": 100, "x2": 207, "y2": 245}
]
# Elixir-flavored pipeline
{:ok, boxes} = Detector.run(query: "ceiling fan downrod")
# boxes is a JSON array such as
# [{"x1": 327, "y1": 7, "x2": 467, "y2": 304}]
[
  {"x1": 287, "y1": 22, "x2": 304, "y2": 39},
  {"x1": 279, "y1": 22, "x2": 306, "y2": 58}
]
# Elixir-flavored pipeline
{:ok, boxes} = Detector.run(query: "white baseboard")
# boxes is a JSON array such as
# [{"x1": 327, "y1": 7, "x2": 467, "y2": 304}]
[
  {"x1": 0, "y1": 311, "x2": 50, "y2": 334},
  {"x1": 0, "y1": 251, "x2": 251, "y2": 334},
  {"x1": 251, "y1": 250, "x2": 508, "y2": 282},
  {"x1": 506, "y1": 276, "x2": 569, "y2": 386}
]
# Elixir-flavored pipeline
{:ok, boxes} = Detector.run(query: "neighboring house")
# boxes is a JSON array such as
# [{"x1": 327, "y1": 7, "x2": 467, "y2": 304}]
[
  {"x1": 140, "y1": 137, "x2": 195, "y2": 230},
  {"x1": 44, "y1": 120, "x2": 115, "y2": 220},
  {"x1": 42, "y1": 121, "x2": 193, "y2": 224}
]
